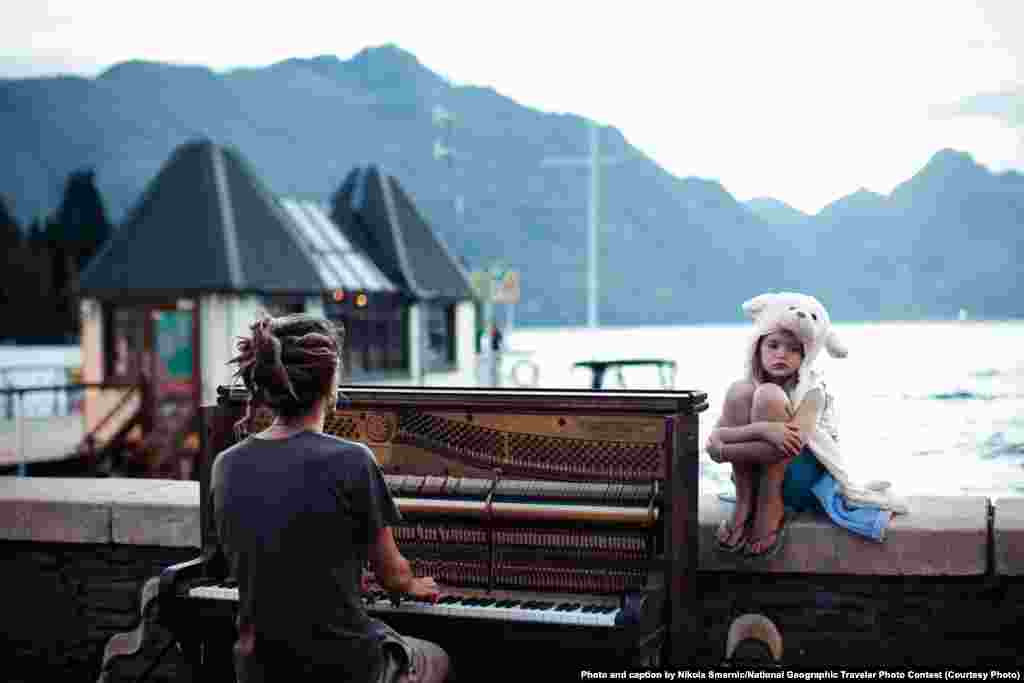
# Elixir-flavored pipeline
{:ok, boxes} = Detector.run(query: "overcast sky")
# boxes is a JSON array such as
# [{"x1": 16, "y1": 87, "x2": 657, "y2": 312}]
[{"x1": 3, "y1": 0, "x2": 1022, "y2": 214}]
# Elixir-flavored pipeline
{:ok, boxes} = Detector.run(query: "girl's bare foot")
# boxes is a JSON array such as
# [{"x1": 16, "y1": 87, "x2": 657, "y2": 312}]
[
  {"x1": 716, "y1": 505, "x2": 752, "y2": 552},
  {"x1": 747, "y1": 497, "x2": 785, "y2": 556}
]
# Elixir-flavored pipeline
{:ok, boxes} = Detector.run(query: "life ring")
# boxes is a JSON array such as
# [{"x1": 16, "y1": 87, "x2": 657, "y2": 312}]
[
  {"x1": 509, "y1": 359, "x2": 540, "y2": 387},
  {"x1": 725, "y1": 613, "x2": 783, "y2": 663}
]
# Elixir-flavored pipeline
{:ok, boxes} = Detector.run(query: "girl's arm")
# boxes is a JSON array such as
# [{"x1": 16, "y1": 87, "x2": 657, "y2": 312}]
[
  {"x1": 710, "y1": 390, "x2": 824, "y2": 463},
  {"x1": 716, "y1": 389, "x2": 822, "y2": 443},
  {"x1": 788, "y1": 388, "x2": 824, "y2": 441}
]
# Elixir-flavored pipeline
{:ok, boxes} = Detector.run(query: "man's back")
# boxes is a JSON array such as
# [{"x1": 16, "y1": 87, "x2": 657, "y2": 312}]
[{"x1": 211, "y1": 431, "x2": 401, "y2": 680}]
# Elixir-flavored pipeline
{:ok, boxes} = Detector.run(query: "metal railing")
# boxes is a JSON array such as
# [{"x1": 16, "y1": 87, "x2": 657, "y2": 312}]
[
  {"x1": 0, "y1": 364, "x2": 83, "y2": 419},
  {"x1": 1, "y1": 381, "x2": 137, "y2": 476}
]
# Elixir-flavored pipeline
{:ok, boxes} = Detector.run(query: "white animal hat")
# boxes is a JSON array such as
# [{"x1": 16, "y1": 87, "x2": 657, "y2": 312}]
[{"x1": 742, "y1": 291, "x2": 847, "y2": 406}]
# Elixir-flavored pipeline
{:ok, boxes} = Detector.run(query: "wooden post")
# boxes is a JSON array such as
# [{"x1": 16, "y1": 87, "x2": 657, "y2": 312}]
[
  {"x1": 15, "y1": 391, "x2": 26, "y2": 476},
  {"x1": 666, "y1": 412, "x2": 700, "y2": 666}
]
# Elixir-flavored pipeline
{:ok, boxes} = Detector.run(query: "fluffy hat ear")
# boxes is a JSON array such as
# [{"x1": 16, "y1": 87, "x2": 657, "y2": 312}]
[
  {"x1": 825, "y1": 329, "x2": 848, "y2": 358},
  {"x1": 742, "y1": 293, "x2": 778, "y2": 321}
]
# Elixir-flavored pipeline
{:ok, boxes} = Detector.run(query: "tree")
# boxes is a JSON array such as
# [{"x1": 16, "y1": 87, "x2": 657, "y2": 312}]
[
  {"x1": 0, "y1": 195, "x2": 23, "y2": 334},
  {"x1": 0, "y1": 198, "x2": 46, "y2": 342},
  {"x1": 0, "y1": 194, "x2": 20, "y2": 249},
  {"x1": 33, "y1": 169, "x2": 115, "y2": 341},
  {"x1": 52, "y1": 169, "x2": 113, "y2": 271}
]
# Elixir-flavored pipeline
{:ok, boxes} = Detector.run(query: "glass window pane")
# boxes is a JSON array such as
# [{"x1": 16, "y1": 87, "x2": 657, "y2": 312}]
[
  {"x1": 344, "y1": 254, "x2": 386, "y2": 290},
  {"x1": 309, "y1": 206, "x2": 353, "y2": 251},
  {"x1": 111, "y1": 307, "x2": 147, "y2": 378},
  {"x1": 326, "y1": 254, "x2": 358, "y2": 289},
  {"x1": 282, "y1": 199, "x2": 330, "y2": 251}
]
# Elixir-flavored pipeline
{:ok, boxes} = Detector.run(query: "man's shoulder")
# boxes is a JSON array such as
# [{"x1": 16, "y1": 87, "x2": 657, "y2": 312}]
[{"x1": 305, "y1": 432, "x2": 378, "y2": 467}]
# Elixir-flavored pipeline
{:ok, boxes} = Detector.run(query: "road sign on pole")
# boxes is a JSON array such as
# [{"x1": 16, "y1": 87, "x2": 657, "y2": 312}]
[{"x1": 493, "y1": 270, "x2": 520, "y2": 304}]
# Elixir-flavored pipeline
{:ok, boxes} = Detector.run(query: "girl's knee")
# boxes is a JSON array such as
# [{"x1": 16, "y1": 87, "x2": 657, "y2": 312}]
[
  {"x1": 751, "y1": 383, "x2": 790, "y2": 421},
  {"x1": 721, "y1": 380, "x2": 756, "y2": 424}
]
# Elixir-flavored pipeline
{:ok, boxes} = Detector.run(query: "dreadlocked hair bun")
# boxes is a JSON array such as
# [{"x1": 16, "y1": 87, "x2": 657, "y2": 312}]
[{"x1": 229, "y1": 314, "x2": 343, "y2": 424}]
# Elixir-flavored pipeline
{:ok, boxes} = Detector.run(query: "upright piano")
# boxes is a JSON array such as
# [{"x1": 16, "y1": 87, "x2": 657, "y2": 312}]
[{"x1": 158, "y1": 385, "x2": 707, "y2": 677}]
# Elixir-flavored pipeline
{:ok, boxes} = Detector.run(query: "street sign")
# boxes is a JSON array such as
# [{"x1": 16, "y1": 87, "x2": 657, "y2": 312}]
[{"x1": 493, "y1": 270, "x2": 520, "y2": 304}]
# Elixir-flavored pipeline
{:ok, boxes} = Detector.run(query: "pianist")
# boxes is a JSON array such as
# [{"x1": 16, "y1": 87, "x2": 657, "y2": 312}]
[{"x1": 213, "y1": 314, "x2": 450, "y2": 683}]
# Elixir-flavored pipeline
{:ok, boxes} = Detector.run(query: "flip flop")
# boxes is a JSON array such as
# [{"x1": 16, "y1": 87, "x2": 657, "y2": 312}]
[
  {"x1": 716, "y1": 517, "x2": 749, "y2": 554},
  {"x1": 743, "y1": 510, "x2": 791, "y2": 560}
]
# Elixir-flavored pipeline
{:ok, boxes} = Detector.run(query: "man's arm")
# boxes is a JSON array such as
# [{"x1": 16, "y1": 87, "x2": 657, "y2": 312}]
[{"x1": 369, "y1": 527, "x2": 439, "y2": 600}]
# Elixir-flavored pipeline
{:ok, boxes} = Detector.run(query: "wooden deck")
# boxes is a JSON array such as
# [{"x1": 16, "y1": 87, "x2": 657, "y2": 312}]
[{"x1": 0, "y1": 415, "x2": 84, "y2": 466}]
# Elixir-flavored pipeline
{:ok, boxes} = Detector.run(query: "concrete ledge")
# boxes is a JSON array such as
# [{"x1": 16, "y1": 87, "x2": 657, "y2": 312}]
[
  {"x1": 0, "y1": 477, "x2": 111, "y2": 543},
  {"x1": 113, "y1": 481, "x2": 200, "y2": 548},
  {"x1": 699, "y1": 494, "x2": 989, "y2": 575},
  {"x1": 0, "y1": 478, "x2": 1007, "y2": 575},
  {"x1": 0, "y1": 477, "x2": 199, "y2": 547},
  {"x1": 994, "y1": 497, "x2": 1024, "y2": 576}
]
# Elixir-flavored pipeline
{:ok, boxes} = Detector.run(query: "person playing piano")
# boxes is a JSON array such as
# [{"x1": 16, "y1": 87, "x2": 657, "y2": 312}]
[{"x1": 211, "y1": 313, "x2": 451, "y2": 682}]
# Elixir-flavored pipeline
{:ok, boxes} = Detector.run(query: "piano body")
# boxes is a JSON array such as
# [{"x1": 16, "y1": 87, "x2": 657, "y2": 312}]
[{"x1": 158, "y1": 385, "x2": 707, "y2": 677}]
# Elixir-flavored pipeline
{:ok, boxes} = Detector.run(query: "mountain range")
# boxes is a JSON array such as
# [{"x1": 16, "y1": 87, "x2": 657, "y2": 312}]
[{"x1": 2, "y1": 44, "x2": 1022, "y2": 325}]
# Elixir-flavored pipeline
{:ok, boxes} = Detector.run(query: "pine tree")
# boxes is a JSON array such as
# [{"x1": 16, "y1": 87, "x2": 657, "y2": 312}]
[
  {"x1": 0, "y1": 194, "x2": 20, "y2": 248},
  {"x1": 38, "y1": 169, "x2": 113, "y2": 341},
  {"x1": 0, "y1": 196, "x2": 23, "y2": 338},
  {"x1": 0, "y1": 198, "x2": 46, "y2": 342},
  {"x1": 53, "y1": 169, "x2": 113, "y2": 271}
]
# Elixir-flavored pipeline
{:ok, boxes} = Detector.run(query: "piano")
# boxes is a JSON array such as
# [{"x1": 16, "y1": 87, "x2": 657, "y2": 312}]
[{"x1": 148, "y1": 386, "x2": 708, "y2": 678}]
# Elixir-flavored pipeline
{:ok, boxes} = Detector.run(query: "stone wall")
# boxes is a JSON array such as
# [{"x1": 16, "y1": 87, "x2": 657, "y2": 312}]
[
  {"x1": 0, "y1": 479, "x2": 199, "y2": 683},
  {"x1": 1, "y1": 541, "x2": 196, "y2": 683},
  {"x1": 1, "y1": 478, "x2": 1022, "y2": 681}
]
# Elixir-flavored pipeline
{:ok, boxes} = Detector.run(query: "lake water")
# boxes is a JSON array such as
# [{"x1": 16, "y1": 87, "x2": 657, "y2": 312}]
[
  {"x1": 505, "y1": 320, "x2": 1024, "y2": 500},
  {"x1": 3, "y1": 320, "x2": 1023, "y2": 499},
  {"x1": 0, "y1": 346, "x2": 83, "y2": 417}
]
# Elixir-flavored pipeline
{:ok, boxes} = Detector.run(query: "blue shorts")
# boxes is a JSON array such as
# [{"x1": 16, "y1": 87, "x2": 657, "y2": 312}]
[{"x1": 781, "y1": 447, "x2": 825, "y2": 513}]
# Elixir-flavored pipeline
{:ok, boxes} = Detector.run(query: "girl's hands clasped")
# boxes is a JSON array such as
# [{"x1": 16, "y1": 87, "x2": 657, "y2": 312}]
[{"x1": 765, "y1": 422, "x2": 804, "y2": 459}]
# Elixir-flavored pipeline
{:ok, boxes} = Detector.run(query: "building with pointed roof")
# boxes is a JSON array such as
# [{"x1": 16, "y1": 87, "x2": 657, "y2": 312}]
[
  {"x1": 330, "y1": 165, "x2": 477, "y2": 384},
  {"x1": 79, "y1": 141, "x2": 328, "y2": 297},
  {"x1": 332, "y1": 165, "x2": 475, "y2": 300},
  {"x1": 76, "y1": 143, "x2": 479, "y2": 464}
]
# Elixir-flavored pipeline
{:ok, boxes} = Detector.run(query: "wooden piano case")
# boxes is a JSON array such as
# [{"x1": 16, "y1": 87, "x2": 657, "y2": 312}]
[{"x1": 166, "y1": 385, "x2": 706, "y2": 677}]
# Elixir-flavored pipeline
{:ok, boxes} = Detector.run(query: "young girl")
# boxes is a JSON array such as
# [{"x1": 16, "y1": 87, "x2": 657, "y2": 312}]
[{"x1": 705, "y1": 293, "x2": 842, "y2": 558}]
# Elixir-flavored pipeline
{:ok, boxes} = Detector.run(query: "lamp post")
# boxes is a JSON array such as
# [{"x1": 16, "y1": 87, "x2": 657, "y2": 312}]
[{"x1": 540, "y1": 119, "x2": 627, "y2": 329}]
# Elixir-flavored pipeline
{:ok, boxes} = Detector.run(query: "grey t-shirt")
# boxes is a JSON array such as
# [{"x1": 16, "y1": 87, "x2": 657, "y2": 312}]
[{"x1": 210, "y1": 430, "x2": 402, "y2": 678}]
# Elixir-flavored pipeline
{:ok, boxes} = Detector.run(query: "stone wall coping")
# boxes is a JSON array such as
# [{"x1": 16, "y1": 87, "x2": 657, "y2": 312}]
[
  {"x1": 0, "y1": 477, "x2": 200, "y2": 547},
  {"x1": 0, "y1": 478, "x2": 1014, "y2": 575},
  {"x1": 994, "y1": 497, "x2": 1024, "y2": 576},
  {"x1": 699, "y1": 493, "x2": 990, "y2": 576}
]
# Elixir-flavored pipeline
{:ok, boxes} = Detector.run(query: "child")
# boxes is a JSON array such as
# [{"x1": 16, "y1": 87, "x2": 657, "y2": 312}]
[{"x1": 705, "y1": 292, "x2": 846, "y2": 558}]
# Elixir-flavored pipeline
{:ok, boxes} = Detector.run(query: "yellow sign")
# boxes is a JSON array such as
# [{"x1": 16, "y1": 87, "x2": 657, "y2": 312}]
[{"x1": 493, "y1": 270, "x2": 520, "y2": 304}]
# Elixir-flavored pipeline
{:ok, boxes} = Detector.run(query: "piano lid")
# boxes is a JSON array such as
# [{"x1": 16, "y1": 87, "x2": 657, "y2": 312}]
[{"x1": 215, "y1": 385, "x2": 708, "y2": 415}]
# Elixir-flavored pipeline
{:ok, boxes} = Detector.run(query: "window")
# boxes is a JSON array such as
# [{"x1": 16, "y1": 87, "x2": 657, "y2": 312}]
[
  {"x1": 326, "y1": 293, "x2": 408, "y2": 378},
  {"x1": 105, "y1": 305, "x2": 147, "y2": 381},
  {"x1": 102, "y1": 302, "x2": 196, "y2": 396},
  {"x1": 423, "y1": 302, "x2": 456, "y2": 372},
  {"x1": 261, "y1": 295, "x2": 305, "y2": 317}
]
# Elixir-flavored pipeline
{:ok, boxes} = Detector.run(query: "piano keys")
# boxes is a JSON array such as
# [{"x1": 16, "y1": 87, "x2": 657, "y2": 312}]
[
  {"x1": 185, "y1": 583, "x2": 649, "y2": 628},
  {"x1": 151, "y1": 386, "x2": 707, "y2": 678}
]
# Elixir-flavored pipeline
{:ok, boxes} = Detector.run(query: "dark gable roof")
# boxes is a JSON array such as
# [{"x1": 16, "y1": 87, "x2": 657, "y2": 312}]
[
  {"x1": 79, "y1": 139, "x2": 322, "y2": 298},
  {"x1": 331, "y1": 165, "x2": 474, "y2": 301}
]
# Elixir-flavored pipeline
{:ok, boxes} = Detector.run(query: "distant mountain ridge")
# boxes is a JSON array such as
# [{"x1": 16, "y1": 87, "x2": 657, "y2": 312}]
[
  {"x1": 2, "y1": 45, "x2": 1022, "y2": 324},
  {"x1": 743, "y1": 197, "x2": 808, "y2": 224}
]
